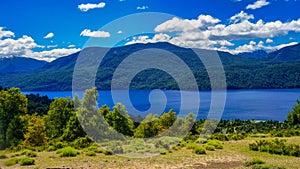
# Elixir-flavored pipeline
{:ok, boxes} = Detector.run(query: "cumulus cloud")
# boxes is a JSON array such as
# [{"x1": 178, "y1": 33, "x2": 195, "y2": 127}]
[
  {"x1": 43, "y1": 32, "x2": 54, "y2": 39},
  {"x1": 27, "y1": 48, "x2": 80, "y2": 62},
  {"x1": 80, "y1": 29, "x2": 110, "y2": 38},
  {"x1": 137, "y1": 6, "x2": 148, "y2": 10},
  {"x1": 155, "y1": 15, "x2": 220, "y2": 33},
  {"x1": 125, "y1": 33, "x2": 171, "y2": 45},
  {"x1": 78, "y1": 2, "x2": 106, "y2": 12},
  {"x1": 0, "y1": 28, "x2": 81, "y2": 61},
  {"x1": 266, "y1": 38, "x2": 273, "y2": 43},
  {"x1": 0, "y1": 27, "x2": 15, "y2": 39},
  {"x1": 246, "y1": 0, "x2": 270, "y2": 10},
  {"x1": 230, "y1": 11, "x2": 254, "y2": 23},
  {"x1": 117, "y1": 30, "x2": 123, "y2": 34}
]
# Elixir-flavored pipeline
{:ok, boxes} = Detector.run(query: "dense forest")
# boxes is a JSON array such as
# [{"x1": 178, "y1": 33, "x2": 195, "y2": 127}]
[{"x1": 0, "y1": 42, "x2": 300, "y2": 91}]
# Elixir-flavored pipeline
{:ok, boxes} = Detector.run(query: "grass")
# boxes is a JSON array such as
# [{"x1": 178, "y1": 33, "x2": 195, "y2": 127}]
[
  {"x1": 56, "y1": 146, "x2": 80, "y2": 157},
  {"x1": 0, "y1": 136, "x2": 299, "y2": 168},
  {"x1": 18, "y1": 157, "x2": 35, "y2": 166}
]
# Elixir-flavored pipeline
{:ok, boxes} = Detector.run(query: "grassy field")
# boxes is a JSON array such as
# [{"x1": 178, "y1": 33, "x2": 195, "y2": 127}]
[{"x1": 0, "y1": 136, "x2": 300, "y2": 169}]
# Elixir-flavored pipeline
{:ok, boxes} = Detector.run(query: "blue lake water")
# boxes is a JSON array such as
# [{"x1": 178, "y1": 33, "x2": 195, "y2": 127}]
[{"x1": 23, "y1": 89, "x2": 300, "y2": 121}]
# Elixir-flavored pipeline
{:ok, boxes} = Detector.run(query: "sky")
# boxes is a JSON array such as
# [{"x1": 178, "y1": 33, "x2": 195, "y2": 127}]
[{"x1": 0, "y1": 0, "x2": 300, "y2": 61}]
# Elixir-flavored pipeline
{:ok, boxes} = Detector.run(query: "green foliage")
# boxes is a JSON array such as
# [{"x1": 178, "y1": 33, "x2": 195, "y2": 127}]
[
  {"x1": 56, "y1": 146, "x2": 80, "y2": 157},
  {"x1": 249, "y1": 138, "x2": 300, "y2": 157},
  {"x1": 134, "y1": 113, "x2": 161, "y2": 138},
  {"x1": 204, "y1": 144, "x2": 215, "y2": 151},
  {"x1": 207, "y1": 140, "x2": 223, "y2": 149},
  {"x1": 71, "y1": 136, "x2": 93, "y2": 149},
  {"x1": 26, "y1": 93, "x2": 52, "y2": 116},
  {"x1": 19, "y1": 157, "x2": 35, "y2": 166},
  {"x1": 104, "y1": 103, "x2": 135, "y2": 136},
  {"x1": 193, "y1": 145, "x2": 206, "y2": 155},
  {"x1": 0, "y1": 154, "x2": 8, "y2": 159},
  {"x1": 244, "y1": 158, "x2": 266, "y2": 167},
  {"x1": 4, "y1": 158, "x2": 19, "y2": 166},
  {"x1": 61, "y1": 111, "x2": 86, "y2": 141},
  {"x1": 0, "y1": 88, "x2": 27, "y2": 149},
  {"x1": 20, "y1": 149, "x2": 37, "y2": 157},
  {"x1": 103, "y1": 150, "x2": 113, "y2": 155},
  {"x1": 44, "y1": 97, "x2": 74, "y2": 139},
  {"x1": 23, "y1": 114, "x2": 47, "y2": 147},
  {"x1": 86, "y1": 151, "x2": 96, "y2": 156},
  {"x1": 287, "y1": 100, "x2": 300, "y2": 125}
]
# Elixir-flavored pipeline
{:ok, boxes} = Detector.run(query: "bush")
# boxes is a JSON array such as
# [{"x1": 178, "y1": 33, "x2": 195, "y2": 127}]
[
  {"x1": 72, "y1": 136, "x2": 93, "y2": 149},
  {"x1": 47, "y1": 145, "x2": 56, "y2": 152},
  {"x1": 204, "y1": 144, "x2": 215, "y2": 151},
  {"x1": 19, "y1": 157, "x2": 35, "y2": 166},
  {"x1": 186, "y1": 143, "x2": 197, "y2": 149},
  {"x1": 252, "y1": 164, "x2": 286, "y2": 169},
  {"x1": 86, "y1": 151, "x2": 96, "y2": 156},
  {"x1": 207, "y1": 140, "x2": 223, "y2": 149},
  {"x1": 4, "y1": 158, "x2": 19, "y2": 166},
  {"x1": 244, "y1": 158, "x2": 265, "y2": 167},
  {"x1": 21, "y1": 149, "x2": 37, "y2": 157},
  {"x1": 56, "y1": 147, "x2": 80, "y2": 157},
  {"x1": 103, "y1": 150, "x2": 113, "y2": 155},
  {"x1": 0, "y1": 154, "x2": 8, "y2": 159},
  {"x1": 193, "y1": 146, "x2": 206, "y2": 155}
]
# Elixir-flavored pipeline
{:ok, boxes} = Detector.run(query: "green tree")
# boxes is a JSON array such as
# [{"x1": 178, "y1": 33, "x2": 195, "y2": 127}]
[
  {"x1": 23, "y1": 114, "x2": 47, "y2": 147},
  {"x1": 134, "y1": 113, "x2": 161, "y2": 138},
  {"x1": 159, "y1": 109, "x2": 176, "y2": 130},
  {"x1": 105, "y1": 103, "x2": 135, "y2": 136},
  {"x1": 44, "y1": 97, "x2": 74, "y2": 139},
  {"x1": 0, "y1": 88, "x2": 27, "y2": 149},
  {"x1": 287, "y1": 100, "x2": 300, "y2": 125},
  {"x1": 62, "y1": 112, "x2": 86, "y2": 141}
]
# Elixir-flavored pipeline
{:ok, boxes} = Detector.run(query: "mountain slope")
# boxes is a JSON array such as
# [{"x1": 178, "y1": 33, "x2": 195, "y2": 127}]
[
  {"x1": 266, "y1": 43, "x2": 300, "y2": 62},
  {"x1": 0, "y1": 42, "x2": 300, "y2": 91},
  {"x1": 0, "y1": 56, "x2": 47, "y2": 73}
]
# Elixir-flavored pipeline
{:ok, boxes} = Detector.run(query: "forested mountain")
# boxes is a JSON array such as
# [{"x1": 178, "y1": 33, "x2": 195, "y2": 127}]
[
  {"x1": 0, "y1": 42, "x2": 299, "y2": 91},
  {"x1": 0, "y1": 56, "x2": 47, "y2": 73}
]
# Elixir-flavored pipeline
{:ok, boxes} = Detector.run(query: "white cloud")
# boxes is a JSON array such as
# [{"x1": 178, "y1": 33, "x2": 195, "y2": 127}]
[
  {"x1": 126, "y1": 33, "x2": 171, "y2": 45},
  {"x1": 137, "y1": 6, "x2": 148, "y2": 10},
  {"x1": 80, "y1": 29, "x2": 110, "y2": 38},
  {"x1": 47, "y1": 45, "x2": 58, "y2": 48},
  {"x1": 155, "y1": 15, "x2": 220, "y2": 33},
  {"x1": 78, "y1": 2, "x2": 106, "y2": 12},
  {"x1": 0, "y1": 27, "x2": 15, "y2": 39},
  {"x1": 246, "y1": 0, "x2": 270, "y2": 10},
  {"x1": 230, "y1": 11, "x2": 254, "y2": 23},
  {"x1": 117, "y1": 30, "x2": 123, "y2": 34},
  {"x1": 27, "y1": 48, "x2": 81, "y2": 62},
  {"x1": 68, "y1": 44, "x2": 76, "y2": 48},
  {"x1": 43, "y1": 32, "x2": 54, "y2": 39},
  {"x1": 0, "y1": 28, "x2": 81, "y2": 61},
  {"x1": 266, "y1": 38, "x2": 273, "y2": 43}
]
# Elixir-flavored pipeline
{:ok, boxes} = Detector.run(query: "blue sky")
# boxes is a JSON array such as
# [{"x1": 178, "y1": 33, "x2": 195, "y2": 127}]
[{"x1": 0, "y1": 0, "x2": 299, "y2": 61}]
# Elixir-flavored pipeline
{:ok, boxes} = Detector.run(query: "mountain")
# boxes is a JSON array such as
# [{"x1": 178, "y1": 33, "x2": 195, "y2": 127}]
[
  {"x1": 237, "y1": 50, "x2": 268, "y2": 59},
  {"x1": 266, "y1": 43, "x2": 300, "y2": 62},
  {"x1": 0, "y1": 56, "x2": 47, "y2": 73},
  {"x1": 0, "y1": 42, "x2": 300, "y2": 91}
]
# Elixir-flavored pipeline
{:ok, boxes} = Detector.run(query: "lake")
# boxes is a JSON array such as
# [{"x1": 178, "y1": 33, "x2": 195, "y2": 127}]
[{"x1": 23, "y1": 89, "x2": 300, "y2": 121}]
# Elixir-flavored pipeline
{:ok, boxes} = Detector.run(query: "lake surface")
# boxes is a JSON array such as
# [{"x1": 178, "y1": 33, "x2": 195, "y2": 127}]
[{"x1": 23, "y1": 89, "x2": 300, "y2": 121}]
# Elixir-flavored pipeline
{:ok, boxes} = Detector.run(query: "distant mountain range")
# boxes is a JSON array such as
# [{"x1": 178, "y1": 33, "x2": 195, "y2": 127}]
[
  {"x1": 0, "y1": 56, "x2": 47, "y2": 73},
  {"x1": 0, "y1": 42, "x2": 300, "y2": 91}
]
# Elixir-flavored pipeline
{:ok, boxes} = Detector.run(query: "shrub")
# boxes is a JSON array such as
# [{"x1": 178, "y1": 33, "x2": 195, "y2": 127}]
[
  {"x1": 193, "y1": 146, "x2": 206, "y2": 155},
  {"x1": 186, "y1": 143, "x2": 197, "y2": 149},
  {"x1": 103, "y1": 150, "x2": 113, "y2": 155},
  {"x1": 21, "y1": 149, "x2": 37, "y2": 157},
  {"x1": 0, "y1": 154, "x2": 8, "y2": 159},
  {"x1": 207, "y1": 140, "x2": 223, "y2": 149},
  {"x1": 86, "y1": 151, "x2": 96, "y2": 156},
  {"x1": 244, "y1": 158, "x2": 265, "y2": 167},
  {"x1": 252, "y1": 164, "x2": 286, "y2": 169},
  {"x1": 204, "y1": 144, "x2": 215, "y2": 151},
  {"x1": 19, "y1": 157, "x2": 35, "y2": 166},
  {"x1": 72, "y1": 136, "x2": 93, "y2": 149},
  {"x1": 4, "y1": 158, "x2": 19, "y2": 166},
  {"x1": 47, "y1": 145, "x2": 56, "y2": 152},
  {"x1": 56, "y1": 147, "x2": 80, "y2": 157}
]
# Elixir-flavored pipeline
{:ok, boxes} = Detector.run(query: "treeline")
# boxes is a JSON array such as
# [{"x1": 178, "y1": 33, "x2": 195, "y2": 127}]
[{"x1": 0, "y1": 86, "x2": 300, "y2": 151}]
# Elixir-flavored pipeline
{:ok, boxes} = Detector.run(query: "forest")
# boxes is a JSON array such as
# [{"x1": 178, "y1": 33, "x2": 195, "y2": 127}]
[{"x1": 0, "y1": 86, "x2": 300, "y2": 168}]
